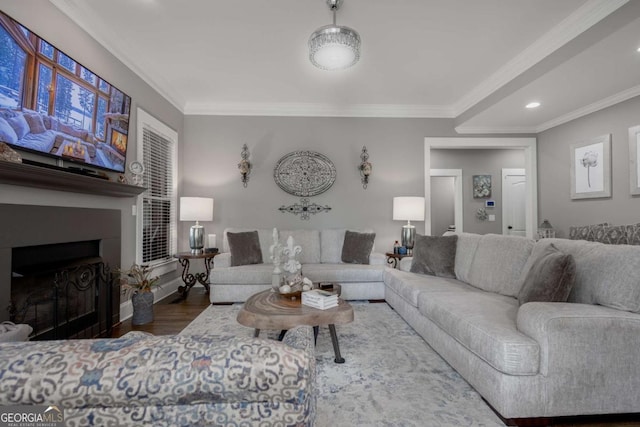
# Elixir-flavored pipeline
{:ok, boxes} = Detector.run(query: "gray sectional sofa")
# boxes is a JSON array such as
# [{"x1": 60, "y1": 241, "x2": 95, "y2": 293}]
[
  {"x1": 210, "y1": 228, "x2": 386, "y2": 303},
  {"x1": 385, "y1": 232, "x2": 640, "y2": 422}
]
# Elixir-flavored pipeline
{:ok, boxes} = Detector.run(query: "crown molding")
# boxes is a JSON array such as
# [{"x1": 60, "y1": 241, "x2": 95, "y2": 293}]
[
  {"x1": 49, "y1": 0, "x2": 185, "y2": 112},
  {"x1": 183, "y1": 102, "x2": 455, "y2": 118},
  {"x1": 452, "y1": 0, "x2": 629, "y2": 117},
  {"x1": 454, "y1": 126, "x2": 538, "y2": 135},
  {"x1": 536, "y1": 84, "x2": 640, "y2": 132}
]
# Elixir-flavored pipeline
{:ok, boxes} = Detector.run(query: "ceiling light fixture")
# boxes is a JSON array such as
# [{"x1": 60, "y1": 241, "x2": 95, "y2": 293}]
[
  {"x1": 309, "y1": 0, "x2": 361, "y2": 71},
  {"x1": 526, "y1": 102, "x2": 541, "y2": 109}
]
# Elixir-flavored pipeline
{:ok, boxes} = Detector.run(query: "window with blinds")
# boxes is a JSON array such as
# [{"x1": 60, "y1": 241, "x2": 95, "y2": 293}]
[{"x1": 136, "y1": 109, "x2": 178, "y2": 269}]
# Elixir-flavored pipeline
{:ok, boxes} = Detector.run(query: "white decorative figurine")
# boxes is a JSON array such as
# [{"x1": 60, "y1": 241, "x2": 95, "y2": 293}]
[
  {"x1": 282, "y1": 235, "x2": 302, "y2": 274},
  {"x1": 269, "y1": 228, "x2": 283, "y2": 274}
]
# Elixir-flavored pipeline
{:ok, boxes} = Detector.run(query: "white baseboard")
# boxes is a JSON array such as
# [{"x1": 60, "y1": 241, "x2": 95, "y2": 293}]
[{"x1": 119, "y1": 278, "x2": 182, "y2": 322}]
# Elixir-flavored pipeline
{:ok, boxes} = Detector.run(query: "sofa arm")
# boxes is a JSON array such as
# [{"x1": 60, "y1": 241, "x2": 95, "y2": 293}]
[
  {"x1": 399, "y1": 257, "x2": 413, "y2": 271},
  {"x1": 215, "y1": 252, "x2": 231, "y2": 268},
  {"x1": 369, "y1": 252, "x2": 386, "y2": 265},
  {"x1": 517, "y1": 302, "x2": 640, "y2": 377}
]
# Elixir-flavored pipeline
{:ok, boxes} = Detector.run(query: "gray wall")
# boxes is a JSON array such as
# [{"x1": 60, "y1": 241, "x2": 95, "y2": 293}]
[
  {"x1": 430, "y1": 176, "x2": 455, "y2": 236},
  {"x1": 182, "y1": 116, "x2": 458, "y2": 253},
  {"x1": 537, "y1": 95, "x2": 640, "y2": 237},
  {"x1": 0, "y1": 1, "x2": 184, "y2": 269},
  {"x1": 431, "y1": 149, "x2": 525, "y2": 234}
]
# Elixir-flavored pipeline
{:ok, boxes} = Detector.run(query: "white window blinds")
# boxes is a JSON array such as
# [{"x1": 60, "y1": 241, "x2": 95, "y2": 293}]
[{"x1": 137, "y1": 109, "x2": 177, "y2": 267}]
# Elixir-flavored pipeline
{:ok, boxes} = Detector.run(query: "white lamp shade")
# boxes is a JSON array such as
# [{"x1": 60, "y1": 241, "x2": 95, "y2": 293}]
[
  {"x1": 393, "y1": 197, "x2": 425, "y2": 221},
  {"x1": 180, "y1": 197, "x2": 213, "y2": 222}
]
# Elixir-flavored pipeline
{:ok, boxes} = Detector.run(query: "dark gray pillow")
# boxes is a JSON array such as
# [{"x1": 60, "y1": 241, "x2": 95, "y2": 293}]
[
  {"x1": 518, "y1": 243, "x2": 576, "y2": 305},
  {"x1": 410, "y1": 234, "x2": 457, "y2": 278},
  {"x1": 227, "y1": 231, "x2": 263, "y2": 267},
  {"x1": 341, "y1": 230, "x2": 375, "y2": 264}
]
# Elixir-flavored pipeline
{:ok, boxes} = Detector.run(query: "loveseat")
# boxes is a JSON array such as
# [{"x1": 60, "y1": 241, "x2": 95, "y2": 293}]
[
  {"x1": 0, "y1": 326, "x2": 316, "y2": 426},
  {"x1": 210, "y1": 228, "x2": 386, "y2": 303},
  {"x1": 384, "y1": 232, "x2": 640, "y2": 423}
]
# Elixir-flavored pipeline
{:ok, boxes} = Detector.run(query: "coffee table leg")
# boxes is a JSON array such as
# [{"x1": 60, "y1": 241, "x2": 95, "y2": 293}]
[
  {"x1": 313, "y1": 326, "x2": 319, "y2": 345},
  {"x1": 328, "y1": 324, "x2": 345, "y2": 364},
  {"x1": 254, "y1": 329, "x2": 260, "y2": 338}
]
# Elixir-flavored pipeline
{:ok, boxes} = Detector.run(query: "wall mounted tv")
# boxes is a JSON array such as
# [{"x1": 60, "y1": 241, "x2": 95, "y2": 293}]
[{"x1": 0, "y1": 11, "x2": 131, "y2": 173}]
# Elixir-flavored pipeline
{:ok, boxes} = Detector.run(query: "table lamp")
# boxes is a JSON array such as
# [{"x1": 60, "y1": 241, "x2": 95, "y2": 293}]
[
  {"x1": 393, "y1": 196, "x2": 425, "y2": 254},
  {"x1": 180, "y1": 197, "x2": 213, "y2": 254}
]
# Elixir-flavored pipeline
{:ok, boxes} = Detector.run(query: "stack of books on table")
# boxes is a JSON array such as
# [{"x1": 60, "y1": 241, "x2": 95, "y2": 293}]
[{"x1": 302, "y1": 289, "x2": 339, "y2": 310}]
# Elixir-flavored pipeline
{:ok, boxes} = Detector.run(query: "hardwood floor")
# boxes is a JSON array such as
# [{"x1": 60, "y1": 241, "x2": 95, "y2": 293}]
[
  {"x1": 110, "y1": 292, "x2": 639, "y2": 427},
  {"x1": 111, "y1": 288, "x2": 211, "y2": 337}
]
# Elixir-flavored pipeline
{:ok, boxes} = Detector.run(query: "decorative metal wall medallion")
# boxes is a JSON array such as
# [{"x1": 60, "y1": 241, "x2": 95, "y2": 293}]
[
  {"x1": 279, "y1": 198, "x2": 332, "y2": 220},
  {"x1": 273, "y1": 151, "x2": 336, "y2": 196}
]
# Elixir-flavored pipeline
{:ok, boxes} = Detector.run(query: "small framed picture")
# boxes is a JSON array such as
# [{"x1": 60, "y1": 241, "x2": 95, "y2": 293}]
[
  {"x1": 629, "y1": 125, "x2": 640, "y2": 196},
  {"x1": 472, "y1": 175, "x2": 491, "y2": 198},
  {"x1": 570, "y1": 134, "x2": 611, "y2": 199}
]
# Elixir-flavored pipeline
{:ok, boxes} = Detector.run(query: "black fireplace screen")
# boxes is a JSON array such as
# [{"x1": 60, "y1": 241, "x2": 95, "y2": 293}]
[{"x1": 9, "y1": 258, "x2": 116, "y2": 340}]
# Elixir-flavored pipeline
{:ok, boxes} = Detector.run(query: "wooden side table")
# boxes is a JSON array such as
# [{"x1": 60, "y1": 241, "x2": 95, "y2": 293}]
[
  {"x1": 385, "y1": 252, "x2": 410, "y2": 269},
  {"x1": 173, "y1": 251, "x2": 218, "y2": 299}
]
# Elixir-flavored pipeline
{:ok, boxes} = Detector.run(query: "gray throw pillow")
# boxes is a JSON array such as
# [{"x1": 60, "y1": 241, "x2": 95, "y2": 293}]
[
  {"x1": 410, "y1": 234, "x2": 457, "y2": 278},
  {"x1": 227, "y1": 231, "x2": 263, "y2": 267},
  {"x1": 6, "y1": 114, "x2": 29, "y2": 139},
  {"x1": 518, "y1": 243, "x2": 576, "y2": 305},
  {"x1": 341, "y1": 230, "x2": 375, "y2": 264},
  {"x1": 0, "y1": 117, "x2": 18, "y2": 144},
  {"x1": 24, "y1": 113, "x2": 46, "y2": 134}
]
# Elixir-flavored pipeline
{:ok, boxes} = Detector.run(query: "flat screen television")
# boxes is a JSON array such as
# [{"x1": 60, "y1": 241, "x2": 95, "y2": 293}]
[{"x1": 0, "y1": 10, "x2": 131, "y2": 173}]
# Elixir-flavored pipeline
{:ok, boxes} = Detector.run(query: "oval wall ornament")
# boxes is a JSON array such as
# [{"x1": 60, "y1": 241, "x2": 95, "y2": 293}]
[{"x1": 273, "y1": 151, "x2": 337, "y2": 196}]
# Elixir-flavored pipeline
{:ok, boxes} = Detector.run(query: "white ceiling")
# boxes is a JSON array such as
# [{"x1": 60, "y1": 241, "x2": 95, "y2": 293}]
[{"x1": 50, "y1": 0, "x2": 640, "y2": 132}]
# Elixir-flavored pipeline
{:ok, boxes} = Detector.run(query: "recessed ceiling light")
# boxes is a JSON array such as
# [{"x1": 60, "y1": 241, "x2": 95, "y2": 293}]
[{"x1": 525, "y1": 102, "x2": 541, "y2": 109}]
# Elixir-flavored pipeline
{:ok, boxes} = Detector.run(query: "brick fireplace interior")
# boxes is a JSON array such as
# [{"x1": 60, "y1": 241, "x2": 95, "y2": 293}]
[{"x1": 0, "y1": 204, "x2": 121, "y2": 339}]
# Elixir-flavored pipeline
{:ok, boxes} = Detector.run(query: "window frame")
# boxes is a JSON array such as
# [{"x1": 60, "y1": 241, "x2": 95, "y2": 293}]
[{"x1": 135, "y1": 108, "x2": 178, "y2": 276}]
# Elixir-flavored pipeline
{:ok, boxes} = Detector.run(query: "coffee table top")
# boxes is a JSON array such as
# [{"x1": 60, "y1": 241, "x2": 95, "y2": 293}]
[{"x1": 237, "y1": 289, "x2": 354, "y2": 331}]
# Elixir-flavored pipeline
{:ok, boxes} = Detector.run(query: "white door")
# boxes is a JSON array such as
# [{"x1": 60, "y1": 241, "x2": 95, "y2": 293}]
[{"x1": 502, "y1": 169, "x2": 526, "y2": 237}]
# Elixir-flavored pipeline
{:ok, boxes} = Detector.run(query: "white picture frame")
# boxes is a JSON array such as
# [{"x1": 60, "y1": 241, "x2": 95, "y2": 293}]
[
  {"x1": 629, "y1": 125, "x2": 640, "y2": 196},
  {"x1": 570, "y1": 134, "x2": 611, "y2": 200}
]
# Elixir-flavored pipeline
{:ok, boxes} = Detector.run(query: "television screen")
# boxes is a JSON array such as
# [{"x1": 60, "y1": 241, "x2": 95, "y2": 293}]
[{"x1": 0, "y1": 11, "x2": 131, "y2": 173}]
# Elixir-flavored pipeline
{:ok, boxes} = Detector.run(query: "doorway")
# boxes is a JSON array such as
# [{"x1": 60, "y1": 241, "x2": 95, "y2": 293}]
[
  {"x1": 430, "y1": 169, "x2": 463, "y2": 235},
  {"x1": 502, "y1": 168, "x2": 526, "y2": 237},
  {"x1": 424, "y1": 137, "x2": 537, "y2": 238}
]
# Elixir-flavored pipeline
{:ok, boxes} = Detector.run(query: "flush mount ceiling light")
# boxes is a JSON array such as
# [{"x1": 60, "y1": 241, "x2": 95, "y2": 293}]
[
  {"x1": 309, "y1": 0, "x2": 361, "y2": 71},
  {"x1": 525, "y1": 102, "x2": 541, "y2": 109}
]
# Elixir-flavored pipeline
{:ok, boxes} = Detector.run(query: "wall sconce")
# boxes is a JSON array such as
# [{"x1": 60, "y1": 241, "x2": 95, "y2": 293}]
[
  {"x1": 358, "y1": 146, "x2": 372, "y2": 189},
  {"x1": 238, "y1": 144, "x2": 251, "y2": 188}
]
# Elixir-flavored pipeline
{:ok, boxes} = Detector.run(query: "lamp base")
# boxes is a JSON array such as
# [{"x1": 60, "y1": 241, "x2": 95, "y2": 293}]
[
  {"x1": 189, "y1": 224, "x2": 205, "y2": 254},
  {"x1": 401, "y1": 224, "x2": 416, "y2": 255}
]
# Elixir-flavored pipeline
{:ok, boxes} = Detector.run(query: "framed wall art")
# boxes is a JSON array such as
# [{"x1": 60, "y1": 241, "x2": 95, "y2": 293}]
[
  {"x1": 629, "y1": 125, "x2": 640, "y2": 196},
  {"x1": 472, "y1": 175, "x2": 492, "y2": 198},
  {"x1": 570, "y1": 134, "x2": 611, "y2": 199}
]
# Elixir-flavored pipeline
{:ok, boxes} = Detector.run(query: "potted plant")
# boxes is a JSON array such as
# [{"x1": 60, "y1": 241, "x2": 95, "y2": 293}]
[{"x1": 118, "y1": 264, "x2": 159, "y2": 325}]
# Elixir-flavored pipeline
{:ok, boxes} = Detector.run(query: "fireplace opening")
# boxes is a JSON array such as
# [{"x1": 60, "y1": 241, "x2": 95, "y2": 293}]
[{"x1": 10, "y1": 240, "x2": 116, "y2": 340}]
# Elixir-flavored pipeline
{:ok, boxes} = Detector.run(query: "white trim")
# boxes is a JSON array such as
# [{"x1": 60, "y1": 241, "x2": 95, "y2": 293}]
[
  {"x1": 501, "y1": 168, "x2": 526, "y2": 236},
  {"x1": 136, "y1": 108, "x2": 179, "y2": 272},
  {"x1": 430, "y1": 169, "x2": 463, "y2": 234},
  {"x1": 424, "y1": 138, "x2": 537, "y2": 239},
  {"x1": 454, "y1": 126, "x2": 538, "y2": 134},
  {"x1": 184, "y1": 102, "x2": 454, "y2": 118},
  {"x1": 452, "y1": 0, "x2": 629, "y2": 116},
  {"x1": 119, "y1": 278, "x2": 181, "y2": 322},
  {"x1": 536, "y1": 84, "x2": 640, "y2": 132}
]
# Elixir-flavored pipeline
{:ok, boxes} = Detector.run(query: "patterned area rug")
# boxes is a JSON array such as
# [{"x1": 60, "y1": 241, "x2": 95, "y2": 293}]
[{"x1": 181, "y1": 301, "x2": 505, "y2": 427}]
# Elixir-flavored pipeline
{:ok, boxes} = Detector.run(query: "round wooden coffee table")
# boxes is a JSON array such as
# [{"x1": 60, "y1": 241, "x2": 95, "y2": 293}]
[{"x1": 237, "y1": 289, "x2": 354, "y2": 363}]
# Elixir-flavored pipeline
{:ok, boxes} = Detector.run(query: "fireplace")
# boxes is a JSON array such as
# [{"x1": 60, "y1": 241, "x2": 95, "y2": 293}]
[{"x1": 0, "y1": 204, "x2": 121, "y2": 338}]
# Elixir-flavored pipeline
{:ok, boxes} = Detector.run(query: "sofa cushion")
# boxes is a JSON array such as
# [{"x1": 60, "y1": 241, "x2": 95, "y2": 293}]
[
  {"x1": 450, "y1": 232, "x2": 482, "y2": 283},
  {"x1": 0, "y1": 117, "x2": 18, "y2": 144},
  {"x1": 341, "y1": 230, "x2": 375, "y2": 264},
  {"x1": 518, "y1": 243, "x2": 576, "y2": 305},
  {"x1": 595, "y1": 225, "x2": 629, "y2": 245},
  {"x1": 17, "y1": 130, "x2": 56, "y2": 152},
  {"x1": 209, "y1": 263, "x2": 273, "y2": 284},
  {"x1": 280, "y1": 230, "x2": 320, "y2": 264},
  {"x1": 320, "y1": 229, "x2": 347, "y2": 263},
  {"x1": 418, "y1": 291, "x2": 540, "y2": 375},
  {"x1": 24, "y1": 113, "x2": 46, "y2": 134},
  {"x1": 542, "y1": 239, "x2": 640, "y2": 313},
  {"x1": 626, "y1": 224, "x2": 640, "y2": 246},
  {"x1": 6, "y1": 114, "x2": 29, "y2": 139},
  {"x1": 223, "y1": 228, "x2": 274, "y2": 262},
  {"x1": 228, "y1": 231, "x2": 263, "y2": 266},
  {"x1": 410, "y1": 234, "x2": 457, "y2": 278},
  {"x1": 467, "y1": 234, "x2": 534, "y2": 297},
  {"x1": 384, "y1": 268, "x2": 474, "y2": 307},
  {"x1": 303, "y1": 263, "x2": 384, "y2": 284},
  {"x1": 568, "y1": 223, "x2": 609, "y2": 241}
]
